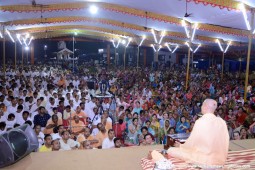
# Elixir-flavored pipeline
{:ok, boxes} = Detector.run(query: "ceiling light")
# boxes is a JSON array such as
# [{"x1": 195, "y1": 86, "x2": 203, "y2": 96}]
[
  {"x1": 194, "y1": 44, "x2": 201, "y2": 53},
  {"x1": 151, "y1": 44, "x2": 156, "y2": 52},
  {"x1": 216, "y1": 39, "x2": 224, "y2": 52},
  {"x1": 112, "y1": 39, "x2": 116, "y2": 48},
  {"x1": 191, "y1": 23, "x2": 198, "y2": 41},
  {"x1": 165, "y1": 43, "x2": 172, "y2": 52},
  {"x1": 126, "y1": 38, "x2": 132, "y2": 48},
  {"x1": 224, "y1": 41, "x2": 231, "y2": 53},
  {"x1": 172, "y1": 45, "x2": 179, "y2": 53},
  {"x1": 240, "y1": 3, "x2": 251, "y2": 30},
  {"x1": 139, "y1": 35, "x2": 146, "y2": 46},
  {"x1": 25, "y1": 46, "x2": 29, "y2": 51},
  {"x1": 182, "y1": 20, "x2": 190, "y2": 38},
  {"x1": 151, "y1": 29, "x2": 158, "y2": 44},
  {"x1": 89, "y1": 5, "x2": 98, "y2": 14},
  {"x1": 6, "y1": 30, "x2": 15, "y2": 43},
  {"x1": 158, "y1": 30, "x2": 166, "y2": 44},
  {"x1": 16, "y1": 34, "x2": 22, "y2": 45},
  {"x1": 185, "y1": 42, "x2": 193, "y2": 51},
  {"x1": 116, "y1": 39, "x2": 121, "y2": 48},
  {"x1": 122, "y1": 39, "x2": 126, "y2": 45},
  {"x1": 28, "y1": 36, "x2": 34, "y2": 46}
]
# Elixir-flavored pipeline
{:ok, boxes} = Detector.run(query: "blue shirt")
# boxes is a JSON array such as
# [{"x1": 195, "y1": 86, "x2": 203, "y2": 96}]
[
  {"x1": 176, "y1": 121, "x2": 190, "y2": 134},
  {"x1": 33, "y1": 113, "x2": 51, "y2": 127}
]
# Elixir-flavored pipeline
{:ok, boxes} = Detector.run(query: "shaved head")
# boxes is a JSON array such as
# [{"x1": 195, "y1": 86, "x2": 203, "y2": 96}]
[{"x1": 201, "y1": 99, "x2": 217, "y2": 114}]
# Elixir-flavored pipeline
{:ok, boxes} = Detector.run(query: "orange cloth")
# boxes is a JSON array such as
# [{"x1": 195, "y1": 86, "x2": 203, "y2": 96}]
[
  {"x1": 43, "y1": 119, "x2": 63, "y2": 134},
  {"x1": 77, "y1": 134, "x2": 98, "y2": 148},
  {"x1": 169, "y1": 113, "x2": 229, "y2": 166},
  {"x1": 95, "y1": 131, "x2": 108, "y2": 148},
  {"x1": 70, "y1": 120, "x2": 85, "y2": 134},
  {"x1": 58, "y1": 79, "x2": 66, "y2": 87},
  {"x1": 105, "y1": 121, "x2": 112, "y2": 131},
  {"x1": 71, "y1": 111, "x2": 87, "y2": 119}
]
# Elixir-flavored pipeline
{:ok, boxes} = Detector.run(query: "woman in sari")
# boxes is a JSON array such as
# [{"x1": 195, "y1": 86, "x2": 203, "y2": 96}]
[
  {"x1": 159, "y1": 119, "x2": 171, "y2": 144},
  {"x1": 150, "y1": 114, "x2": 160, "y2": 143},
  {"x1": 176, "y1": 116, "x2": 190, "y2": 134}
]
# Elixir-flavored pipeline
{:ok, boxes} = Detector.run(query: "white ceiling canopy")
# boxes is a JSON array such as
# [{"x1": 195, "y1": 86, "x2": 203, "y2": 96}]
[{"x1": 0, "y1": 0, "x2": 254, "y2": 51}]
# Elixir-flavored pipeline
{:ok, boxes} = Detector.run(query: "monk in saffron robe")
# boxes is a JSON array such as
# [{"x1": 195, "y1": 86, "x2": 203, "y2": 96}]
[{"x1": 151, "y1": 99, "x2": 229, "y2": 166}]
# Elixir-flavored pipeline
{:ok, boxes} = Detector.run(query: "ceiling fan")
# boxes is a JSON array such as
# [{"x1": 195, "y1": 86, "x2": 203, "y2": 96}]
[
  {"x1": 184, "y1": 0, "x2": 193, "y2": 18},
  {"x1": 31, "y1": 0, "x2": 49, "y2": 8}
]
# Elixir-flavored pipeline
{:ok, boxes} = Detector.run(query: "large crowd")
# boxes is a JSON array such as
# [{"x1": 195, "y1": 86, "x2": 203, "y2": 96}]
[{"x1": 0, "y1": 64, "x2": 255, "y2": 152}]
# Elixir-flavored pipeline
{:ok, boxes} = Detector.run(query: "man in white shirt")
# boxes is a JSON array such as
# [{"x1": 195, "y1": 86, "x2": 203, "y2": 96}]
[
  {"x1": 7, "y1": 97, "x2": 18, "y2": 114},
  {"x1": 102, "y1": 129, "x2": 115, "y2": 149},
  {"x1": 59, "y1": 131, "x2": 80, "y2": 150},
  {"x1": 46, "y1": 97, "x2": 57, "y2": 113}
]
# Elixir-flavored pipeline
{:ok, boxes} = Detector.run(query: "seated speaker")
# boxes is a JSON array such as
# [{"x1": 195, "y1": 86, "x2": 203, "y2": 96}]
[{"x1": 0, "y1": 124, "x2": 39, "y2": 168}]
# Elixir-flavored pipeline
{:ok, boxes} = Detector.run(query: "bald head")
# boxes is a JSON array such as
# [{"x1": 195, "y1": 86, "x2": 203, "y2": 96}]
[{"x1": 201, "y1": 99, "x2": 217, "y2": 114}]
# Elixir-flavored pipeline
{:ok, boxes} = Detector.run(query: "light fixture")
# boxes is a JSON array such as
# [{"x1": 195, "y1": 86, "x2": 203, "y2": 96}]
[
  {"x1": 191, "y1": 23, "x2": 198, "y2": 41},
  {"x1": 158, "y1": 45, "x2": 162, "y2": 52},
  {"x1": 139, "y1": 35, "x2": 146, "y2": 46},
  {"x1": 0, "y1": 32, "x2": 3, "y2": 38},
  {"x1": 6, "y1": 30, "x2": 15, "y2": 43},
  {"x1": 151, "y1": 29, "x2": 158, "y2": 44},
  {"x1": 74, "y1": 32, "x2": 78, "y2": 36},
  {"x1": 23, "y1": 37, "x2": 28, "y2": 47},
  {"x1": 182, "y1": 20, "x2": 190, "y2": 38},
  {"x1": 253, "y1": 29, "x2": 255, "y2": 34},
  {"x1": 122, "y1": 39, "x2": 126, "y2": 45},
  {"x1": 194, "y1": 44, "x2": 201, "y2": 53},
  {"x1": 158, "y1": 30, "x2": 166, "y2": 44},
  {"x1": 16, "y1": 34, "x2": 22, "y2": 45},
  {"x1": 126, "y1": 38, "x2": 132, "y2": 48},
  {"x1": 224, "y1": 41, "x2": 231, "y2": 53},
  {"x1": 172, "y1": 45, "x2": 179, "y2": 53},
  {"x1": 25, "y1": 33, "x2": 30, "y2": 39},
  {"x1": 116, "y1": 39, "x2": 121, "y2": 48},
  {"x1": 112, "y1": 39, "x2": 116, "y2": 48},
  {"x1": 185, "y1": 42, "x2": 193, "y2": 51},
  {"x1": 239, "y1": 3, "x2": 251, "y2": 30},
  {"x1": 151, "y1": 44, "x2": 156, "y2": 52},
  {"x1": 165, "y1": 43, "x2": 172, "y2": 52},
  {"x1": 28, "y1": 36, "x2": 34, "y2": 46},
  {"x1": 216, "y1": 39, "x2": 224, "y2": 52},
  {"x1": 89, "y1": 5, "x2": 98, "y2": 14},
  {"x1": 44, "y1": 45, "x2": 47, "y2": 48},
  {"x1": 25, "y1": 46, "x2": 29, "y2": 51}
]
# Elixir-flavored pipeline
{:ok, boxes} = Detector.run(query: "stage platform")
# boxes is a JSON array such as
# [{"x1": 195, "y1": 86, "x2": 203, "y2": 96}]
[{"x1": 3, "y1": 139, "x2": 255, "y2": 170}]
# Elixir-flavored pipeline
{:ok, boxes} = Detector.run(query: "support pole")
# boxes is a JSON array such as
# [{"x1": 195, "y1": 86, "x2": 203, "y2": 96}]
[
  {"x1": 14, "y1": 42, "x2": 17, "y2": 70},
  {"x1": 185, "y1": 45, "x2": 191, "y2": 90},
  {"x1": 3, "y1": 26, "x2": 6, "y2": 77},
  {"x1": 124, "y1": 47, "x2": 126, "y2": 70},
  {"x1": 31, "y1": 42, "x2": 34, "y2": 65},
  {"x1": 143, "y1": 48, "x2": 146, "y2": 66},
  {"x1": 26, "y1": 50, "x2": 28, "y2": 65},
  {"x1": 239, "y1": 58, "x2": 242, "y2": 74},
  {"x1": 191, "y1": 52, "x2": 194, "y2": 70},
  {"x1": 115, "y1": 48, "x2": 117, "y2": 67},
  {"x1": 221, "y1": 52, "x2": 225, "y2": 79},
  {"x1": 244, "y1": 10, "x2": 254, "y2": 101},
  {"x1": 137, "y1": 46, "x2": 139, "y2": 70},
  {"x1": 73, "y1": 36, "x2": 74, "y2": 73},
  {"x1": 107, "y1": 44, "x2": 110, "y2": 68},
  {"x1": 22, "y1": 46, "x2": 24, "y2": 69}
]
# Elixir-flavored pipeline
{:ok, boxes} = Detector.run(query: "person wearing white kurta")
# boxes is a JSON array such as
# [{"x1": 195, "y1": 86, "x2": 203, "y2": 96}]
[
  {"x1": 59, "y1": 131, "x2": 80, "y2": 150},
  {"x1": 102, "y1": 129, "x2": 115, "y2": 149}
]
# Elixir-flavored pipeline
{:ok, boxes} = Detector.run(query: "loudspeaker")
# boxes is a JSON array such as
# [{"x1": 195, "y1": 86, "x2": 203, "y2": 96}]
[{"x1": 0, "y1": 124, "x2": 39, "y2": 168}]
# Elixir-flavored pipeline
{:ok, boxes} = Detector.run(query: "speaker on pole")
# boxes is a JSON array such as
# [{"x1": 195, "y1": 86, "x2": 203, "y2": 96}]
[{"x1": 0, "y1": 124, "x2": 39, "y2": 168}]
